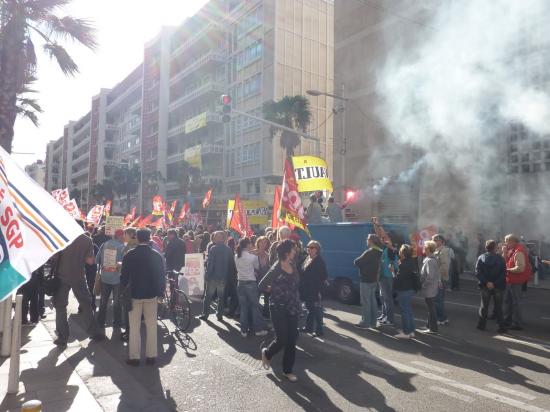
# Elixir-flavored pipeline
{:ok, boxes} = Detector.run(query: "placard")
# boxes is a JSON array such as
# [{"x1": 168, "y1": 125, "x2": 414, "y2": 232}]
[
  {"x1": 180, "y1": 253, "x2": 204, "y2": 297},
  {"x1": 105, "y1": 215, "x2": 125, "y2": 236}
]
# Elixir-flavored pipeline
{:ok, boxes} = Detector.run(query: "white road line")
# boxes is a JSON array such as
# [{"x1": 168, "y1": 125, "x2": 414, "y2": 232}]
[
  {"x1": 411, "y1": 361, "x2": 448, "y2": 374},
  {"x1": 429, "y1": 386, "x2": 473, "y2": 403},
  {"x1": 318, "y1": 337, "x2": 548, "y2": 412},
  {"x1": 493, "y1": 335, "x2": 550, "y2": 352},
  {"x1": 486, "y1": 383, "x2": 537, "y2": 401}
]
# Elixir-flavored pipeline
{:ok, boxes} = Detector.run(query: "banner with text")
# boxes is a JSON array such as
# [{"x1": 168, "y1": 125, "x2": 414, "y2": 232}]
[{"x1": 292, "y1": 155, "x2": 333, "y2": 193}]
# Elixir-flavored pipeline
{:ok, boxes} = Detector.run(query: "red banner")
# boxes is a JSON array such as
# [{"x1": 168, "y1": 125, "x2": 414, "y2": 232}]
[
  {"x1": 104, "y1": 200, "x2": 112, "y2": 217},
  {"x1": 229, "y1": 193, "x2": 252, "y2": 237},
  {"x1": 271, "y1": 185, "x2": 283, "y2": 229},
  {"x1": 167, "y1": 200, "x2": 177, "y2": 223},
  {"x1": 152, "y1": 195, "x2": 164, "y2": 216},
  {"x1": 178, "y1": 202, "x2": 190, "y2": 222},
  {"x1": 281, "y1": 159, "x2": 308, "y2": 234},
  {"x1": 202, "y1": 188, "x2": 213, "y2": 208},
  {"x1": 124, "y1": 207, "x2": 136, "y2": 226},
  {"x1": 410, "y1": 225, "x2": 438, "y2": 256},
  {"x1": 139, "y1": 214, "x2": 154, "y2": 227},
  {"x1": 129, "y1": 215, "x2": 141, "y2": 227}
]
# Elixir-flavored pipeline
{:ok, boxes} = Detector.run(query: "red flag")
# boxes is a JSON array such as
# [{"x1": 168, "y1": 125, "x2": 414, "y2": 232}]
[
  {"x1": 124, "y1": 207, "x2": 136, "y2": 225},
  {"x1": 411, "y1": 225, "x2": 438, "y2": 257},
  {"x1": 104, "y1": 200, "x2": 112, "y2": 217},
  {"x1": 271, "y1": 185, "x2": 283, "y2": 229},
  {"x1": 139, "y1": 214, "x2": 154, "y2": 227},
  {"x1": 202, "y1": 188, "x2": 213, "y2": 208},
  {"x1": 129, "y1": 215, "x2": 141, "y2": 227},
  {"x1": 229, "y1": 193, "x2": 252, "y2": 237},
  {"x1": 178, "y1": 202, "x2": 190, "y2": 222},
  {"x1": 167, "y1": 200, "x2": 177, "y2": 223},
  {"x1": 152, "y1": 195, "x2": 165, "y2": 216},
  {"x1": 281, "y1": 159, "x2": 309, "y2": 235}
]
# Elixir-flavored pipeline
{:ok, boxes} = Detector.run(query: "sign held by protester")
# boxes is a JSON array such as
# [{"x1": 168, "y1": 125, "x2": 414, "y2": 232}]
[
  {"x1": 181, "y1": 253, "x2": 204, "y2": 296},
  {"x1": 105, "y1": 216, "x2": 125, "y2": 236},
  {"x1": 292, "y1": 156, "x2": 333, "y2": 193},
  {"x1": 226, "y1": 199, "x2": 269, "y2": 226},
  {"x1": 0, "y1": 147, "x2": 83, "y2": 301},
  {"x1": 281, "y1": 159, "x2": 309, "y2": 235}
]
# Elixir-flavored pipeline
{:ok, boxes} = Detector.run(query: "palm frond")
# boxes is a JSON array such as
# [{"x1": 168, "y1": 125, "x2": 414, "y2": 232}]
[
  {"x1": 24, "y1": 37, "x2": 38, "y2": 71},
  {"x1": 43, "y1": 43, "x2": 78, "y2": 75},
  {"x1": 25, "y1": 0, "x2": 72, "y2": 20},
  {"x1": 44, "y1": 15, "x2": 97, "y2": 49},
  {"x1": 18, "y1": 97, "x2": 42, "y2": 113},
  {"x1": 16, "y1": 108, "x2": 40, "y2": 126}
]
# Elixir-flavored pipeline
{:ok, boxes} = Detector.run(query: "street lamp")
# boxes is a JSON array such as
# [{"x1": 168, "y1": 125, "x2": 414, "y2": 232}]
[{"x1": 307, "y1": 85, "x2": 347, "y2": 201}]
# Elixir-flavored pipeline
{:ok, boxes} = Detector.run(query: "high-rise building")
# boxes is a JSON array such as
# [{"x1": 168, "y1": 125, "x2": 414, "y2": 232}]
[
  {"x1": 24, "y1": 160, "x2": 46, "y2": 188},
  {"x1": 45, "y1": 137, "x2": 64, "y2": 191}
]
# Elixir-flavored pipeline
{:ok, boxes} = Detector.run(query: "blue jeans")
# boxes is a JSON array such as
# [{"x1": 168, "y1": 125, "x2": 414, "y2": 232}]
[
  {"x1": 397, "y1": 289, "x2": 415, "y2": 334},
  {"x1": 304, "y1": 295, "x2": 323, "y2": 334},
  {"x1": 202, "y1": 278, "x2": 226, "y2": 317},
  {"x1": 237, "y1": 281, "x2": 266, "y2": 333},
  {"x1": 360, "y1": 282, "x2": 378, "y2": 327},
  {"x1": 435, "y1": 280, "x2": 448, "y2": 322},
  {"x1": 379, "y1": 276, "x2": 394, "y2": 323}
]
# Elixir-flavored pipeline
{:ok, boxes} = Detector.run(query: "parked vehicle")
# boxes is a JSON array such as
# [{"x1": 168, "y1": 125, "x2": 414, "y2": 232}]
[{"x1": 301, "y1": 222, "x2": 410, "y2": 304}]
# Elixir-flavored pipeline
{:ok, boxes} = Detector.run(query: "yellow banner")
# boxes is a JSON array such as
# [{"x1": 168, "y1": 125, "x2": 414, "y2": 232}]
[
  {"x1": 185, "y1": 112, "x2": 207, "y2": 134},
  {"x1": 292, "y1": 155, "x2": 333, "y2": 192},
  {"x1": 184, "y1": 145, "x2": 202, "y2": 170},
  {"x1": 226, "y1": 199, "x2": 269, "y2": 226}
]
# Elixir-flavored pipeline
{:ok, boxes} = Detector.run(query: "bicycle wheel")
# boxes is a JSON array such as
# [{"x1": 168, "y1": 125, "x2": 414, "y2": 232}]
[{"x1": 173, "y1": 290, "x2": 191, "y2": 332}]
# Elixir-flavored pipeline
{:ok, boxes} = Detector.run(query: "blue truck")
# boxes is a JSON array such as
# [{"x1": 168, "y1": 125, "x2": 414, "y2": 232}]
[{"x1": 301, "y1": 222, "x2": 410, "y2": 304}]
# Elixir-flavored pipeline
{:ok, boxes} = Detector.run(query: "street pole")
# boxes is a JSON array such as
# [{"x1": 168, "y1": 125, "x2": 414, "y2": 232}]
[{"x1": 340, "y1": 83, "x2": 346, "y2": 203}]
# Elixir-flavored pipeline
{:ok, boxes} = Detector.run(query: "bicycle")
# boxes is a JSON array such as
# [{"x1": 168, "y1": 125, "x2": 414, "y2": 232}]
[{"x1": 158, "y1": 270, "x2": 192, "y2": 332}]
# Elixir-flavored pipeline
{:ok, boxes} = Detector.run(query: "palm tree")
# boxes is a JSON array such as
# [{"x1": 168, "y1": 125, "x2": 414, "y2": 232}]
[
  {"x1": 0, "y1": 0, "x2": 97, "y2": 152},
  {"x1": 262, "y1": 95, "x2": 312, "y2": 158},
  {"x1": 92, "y1": 179, "x2": 115, "y2": 204},
  {"x1": 112, "y1": 163, "x2": 140, "y2": 213}
]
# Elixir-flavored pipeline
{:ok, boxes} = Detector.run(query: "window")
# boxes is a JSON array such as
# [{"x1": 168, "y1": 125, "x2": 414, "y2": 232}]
[
  {"x1": 521, "y1": 153, "x2": 530, "y2": 162},
  {"x1": 237, "y1": 6, "x2": 263, "y2": 38},
  {"x1": 235, "y1": 41, "x2": 263, "y2": 70},
  {"x1": 533, "y1": 163, "x2": 542, "y2": 172},
  {"x1": 521, "y1": 164, "x2": 530, "y2": 173},
  {"x1": 509, "y1": 154, "x2": 518, "y2": 163}
]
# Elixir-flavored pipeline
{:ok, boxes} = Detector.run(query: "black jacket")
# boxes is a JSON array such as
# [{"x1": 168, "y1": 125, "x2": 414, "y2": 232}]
[
  {"x1": 354, "y1": 247, "x2": 382, "y2": 283},
  {"x1": 393, "y1": 257, "x2": 417, "y2": 292},
  {"x1": 475, "y1": 252, "x2": 506, "y2": 290},
  {"x1": 299, "y1": 255, "x2": 329, "y2": 301},
  {"x1": 121, "y1": 244, "x2": 165, "y2": 299},
  {"x1": 165, "y1": 237, "x2": 185, "y2": 271}
]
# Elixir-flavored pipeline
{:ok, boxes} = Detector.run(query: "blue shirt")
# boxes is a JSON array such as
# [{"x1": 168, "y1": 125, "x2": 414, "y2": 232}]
[{"x1": 96, "y1": 239, "x2": 125, "y2": 285}]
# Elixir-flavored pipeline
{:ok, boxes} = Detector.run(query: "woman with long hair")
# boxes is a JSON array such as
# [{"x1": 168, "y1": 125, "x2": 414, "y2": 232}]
[
  {"x1": 419, "y1": 241, "x2": 441, "y2": 334},
  {"x1": 235, "y1": 238, "x2": 268, "y2": 337},
  {"x1": 394, "y1": 244, "x2": 418, "y2": 339},
  {"x1": 259, "y1": 239, "x2": 301, "y2": 382}
]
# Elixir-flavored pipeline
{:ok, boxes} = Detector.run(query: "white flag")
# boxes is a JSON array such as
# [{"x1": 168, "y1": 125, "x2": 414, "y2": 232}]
[
  {"x1": 86, "y1": 205, "x2": 104, "y2": 226},
  {"x1": 0, "y1": 147, "x2": 83, "y2": 301}
]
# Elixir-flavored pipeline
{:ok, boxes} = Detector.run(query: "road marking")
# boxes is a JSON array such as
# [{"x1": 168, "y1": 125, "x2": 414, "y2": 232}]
[
  {"x1": 493, "y1": 335, "x2": 550, "y2": 352},
  {"x1": 318, "y1": 337, "x2": 548, "y2": 412},
  {"x1": 411, "y1": 361, "x2": 448, "y2": 374},
  {"x1": 486, "y1": 383, "x2": 537, "y2": 401},
  {"x1": 429, "y1": 386, "x2": 473, "y2": 403}
]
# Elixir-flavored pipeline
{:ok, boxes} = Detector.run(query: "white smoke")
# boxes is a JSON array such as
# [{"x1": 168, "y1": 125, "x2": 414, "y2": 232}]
[{"x1": 375, "y1": 0, "x2": 550, "y2": 237}]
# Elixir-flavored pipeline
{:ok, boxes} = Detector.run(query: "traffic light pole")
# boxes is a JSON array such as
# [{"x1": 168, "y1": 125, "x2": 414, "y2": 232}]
[{"x1": 231, "y1": 109, "x2": 321, "y2": 156}]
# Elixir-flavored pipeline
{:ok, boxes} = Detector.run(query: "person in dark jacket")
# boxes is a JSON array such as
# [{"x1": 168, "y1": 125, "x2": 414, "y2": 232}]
[
  {"x1": 19, "y1": 266, "x2": 44, "y2": 324},
  {"x1": 299, "y1": 240, "x2": 328, "y2": 336},
  {"x1": 393, "y1": 245, "x2": 418, "y2": 339},
  {"x1": 475, "y1": 239, "x2": 507, "y2": 333},
  {"x1": 121, "y1": 229, "x2": 165, "y2": 366},
  {"x1": 353, "y1": 234, "x2": 383, "y2": 329},
  {"x1": 165, "y1": 229, "x2": 186, "y2": 272},
  {"x1": 259, "y1": 240, "x2": 301, "y2": 382}
]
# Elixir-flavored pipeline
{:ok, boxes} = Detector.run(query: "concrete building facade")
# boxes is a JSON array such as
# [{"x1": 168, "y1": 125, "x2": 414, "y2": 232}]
[{"x1": 24, "y1": 160, "x2": 46, "y2": 188}]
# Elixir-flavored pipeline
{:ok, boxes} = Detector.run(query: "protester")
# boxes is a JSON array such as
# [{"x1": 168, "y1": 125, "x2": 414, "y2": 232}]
[
  {"x1": 299, "y1": 240, "x2": 328, "y2": 337},
  {"x1": 93, "y1": 225, "x2": 110, "y2": 249},
  {"x1": 475, "y1": 240, "x2": 507, "y2": 333},
  {"x1": 19, "y1": 266, "x2": 44, "y2": 325},
  {"x1": 165, "y1": 228, "x2": 186, "y2": 272},
  {"x1": 353, "y1": 234, "x2": 383, "y2": 329},
  {"x1": 121, "y1": 228, "x2": 165, "y2": 366},
  {"x1": 235, "y1": 238, "x2": 268, "y2": 337},
  {"x1": 83, "y1": 242, "x2": 99, "y2": 313},
  {"x1": 305, "y1": 193, "x2": 323, "y2": 224},
  {"x1": 394, "y1": 245, "x2": 418, "y2": 339},
  {"x1": 200, "y1": 231, "x2": 234, "y2": 321},
  {"x1": 96, "y1": 229, "x2": 125, "y2": 328},
  {"x1": 259, "y1": 240, "x2": 301, "y2": 382},
  {"x1": 378, "y1": 239, "x2": 398, "y2": 326},
  {"x1": 504, "y1": 234, "x2": 532, "y2": 331},
  {"x1": 325, "y1": 196, "x2": 344, "y2": 223},
  {"x1": 53, "y1": 230, "x2": 105, "y2": 347},
  {"x1": 418, "y1": 241, "x2": 441, "y2": 334},
  {"x1": 255, "y1": 236, "x2": 272, "y2": 319},
  {"x1": 269, "y1": 226, "x2": 292, "y2": 265},
  {"x1": 432, "y1": 234, "x2": 450, "y2": 326},
  {"x1": 120, "y1": 227, "x2": 138, "y2": 342},
  {"x1": 224, "y1": 235, "x2": 239, "y2": 318}
]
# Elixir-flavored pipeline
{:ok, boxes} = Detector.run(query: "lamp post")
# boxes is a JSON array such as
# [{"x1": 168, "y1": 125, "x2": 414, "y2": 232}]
[{"x1": 307, "y1": 84, "x2": 347, "y2": 201}]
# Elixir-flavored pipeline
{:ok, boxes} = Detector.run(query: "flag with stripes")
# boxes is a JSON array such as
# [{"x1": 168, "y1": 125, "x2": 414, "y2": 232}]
[{"x1": 0, "y1": 147, "x2": 83, "y2": 301}]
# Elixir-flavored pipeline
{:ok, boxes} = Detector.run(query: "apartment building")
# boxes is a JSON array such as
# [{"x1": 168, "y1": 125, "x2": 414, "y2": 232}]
[
  {"x1": 44, "y1": 0, "x2": 334, "y2": 218},
  {"x1": 44, "y1": 137, "x2": 64, "y2": 191},
  {"x1": 24, "y1": 160, "x2": 46, "y2": 188}
]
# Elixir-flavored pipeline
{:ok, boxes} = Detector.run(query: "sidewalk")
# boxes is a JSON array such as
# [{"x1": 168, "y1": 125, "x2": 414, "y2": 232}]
[{"x1": 0, "y1": 320, "x2": 102, "y2": 412}]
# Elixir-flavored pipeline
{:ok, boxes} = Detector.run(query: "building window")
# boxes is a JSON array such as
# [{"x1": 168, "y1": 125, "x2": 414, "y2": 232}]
[
  {"x1": 533, "y1": 163, "x2": 542, "y2": 172},
  {"x1": 521, "y1": 164, "x2": 530, "y2": 173},
  {"x1": 237, "y1": 6, "x2": 263, "y2": 38}
]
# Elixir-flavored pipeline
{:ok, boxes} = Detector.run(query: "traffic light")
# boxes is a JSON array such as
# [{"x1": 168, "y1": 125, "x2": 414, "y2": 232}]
[{"x1": 220, "y1": 94, "x2": 231, "y2": 123}]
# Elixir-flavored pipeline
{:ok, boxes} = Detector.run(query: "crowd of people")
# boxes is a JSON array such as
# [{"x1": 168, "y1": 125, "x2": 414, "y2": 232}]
[{"x1": 16, "y1": 216, "x2": 538, "y2": 383}]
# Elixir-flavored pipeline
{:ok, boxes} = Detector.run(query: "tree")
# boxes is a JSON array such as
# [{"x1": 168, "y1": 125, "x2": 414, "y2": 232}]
[
  {"x1": 262, "y1": 95, "x2": 312, "y2": 158},
  {"x1": 0, "y1": 0, "x2": 97, "y2": 152},
  {"x1": 92, "y1": 179, "x2": 114, "y2": 204},
  {"x1": 112, "y1": 163, "x2": 140, "y2": 213}
]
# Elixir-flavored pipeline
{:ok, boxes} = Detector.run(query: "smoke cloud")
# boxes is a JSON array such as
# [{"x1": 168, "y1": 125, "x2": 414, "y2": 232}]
[{"x1": 375, "y1": 0, "x2": 550, "y2": 239}]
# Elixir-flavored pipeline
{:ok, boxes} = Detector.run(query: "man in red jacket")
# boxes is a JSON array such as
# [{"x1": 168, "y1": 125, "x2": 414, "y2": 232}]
[{"x1": 503, "y1": 234, "x2": 532, "y2": 330}]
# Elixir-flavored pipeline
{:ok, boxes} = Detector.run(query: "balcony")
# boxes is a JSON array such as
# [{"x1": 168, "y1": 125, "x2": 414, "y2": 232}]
[
  {"x1": 71, "y1": 166, "x2": 89, "y2": 179},
  {"x1": 105, "y1": 123, "x2": 118, "y2": 131},
  {"x1": 104, "y1": 140, "x2": 116, "y2": 149},
  {"x1": 167, "y1": 111, "x2": 221, "y2": 137},
  {"x1": 103, "y1": 159, "x2": 116, "y2": 167},
  {"x1": 71, "y1": 151, "x2": 89, "y2": 166},
  {"x1": 166, "y1": 143, "x2": 223, "y2": 164},
  {"x1": 72, "y1": 137, "x2": 89, "y2": 152},
  {"x1": 169, "y1": 82, "x2": 225, "y2": 112},
  {"x1": 170, "y1": 51, "x2": 226, "y2": 86},
  {"x1": 171, "y1": 22, "x2": 222, "y2": 59}
]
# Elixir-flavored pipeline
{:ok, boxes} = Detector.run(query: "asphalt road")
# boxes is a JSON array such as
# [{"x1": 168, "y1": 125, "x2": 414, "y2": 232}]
[{"x1": 41, "y1": 278, "x2": 550, "y2": 412}]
